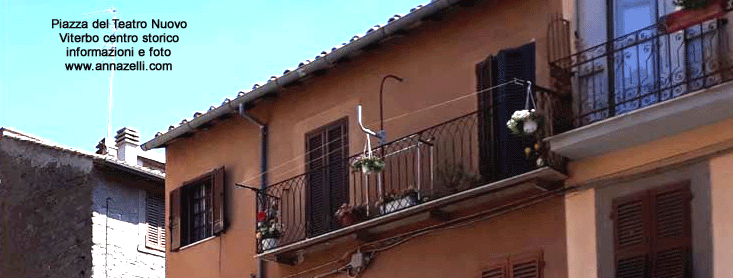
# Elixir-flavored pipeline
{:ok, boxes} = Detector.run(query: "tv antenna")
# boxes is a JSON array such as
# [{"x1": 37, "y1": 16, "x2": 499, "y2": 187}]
[{"x1": 84, "y1": 6, "x2": 121, "y2": 151}]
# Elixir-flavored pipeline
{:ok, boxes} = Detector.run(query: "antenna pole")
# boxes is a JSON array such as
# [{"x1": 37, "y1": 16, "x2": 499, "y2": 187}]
[{"x1": 107, "y1": 52, "x2": 114, "y2": 148}]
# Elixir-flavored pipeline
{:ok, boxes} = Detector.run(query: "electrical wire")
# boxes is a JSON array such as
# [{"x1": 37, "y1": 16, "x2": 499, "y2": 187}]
[{"x1": 237, "y1": 79, "x2": 534, "y2": 187}]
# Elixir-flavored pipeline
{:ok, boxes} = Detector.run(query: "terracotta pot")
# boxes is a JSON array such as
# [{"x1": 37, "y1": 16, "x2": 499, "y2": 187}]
[
  {"x1": 338, "y1": 213, "x2": 361, "y2": 227},
  {"x1": 664, "y1": 0, "x2": 725, "y2": 33}
]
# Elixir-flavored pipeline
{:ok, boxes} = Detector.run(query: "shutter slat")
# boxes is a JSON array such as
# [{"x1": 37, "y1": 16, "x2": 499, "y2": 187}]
[
  {"x1": 616, "y1": 255, "x2": 647, "y2": 278},
  {"x1": 481, "y1": 259, "x2": 508, "y2": 278}
]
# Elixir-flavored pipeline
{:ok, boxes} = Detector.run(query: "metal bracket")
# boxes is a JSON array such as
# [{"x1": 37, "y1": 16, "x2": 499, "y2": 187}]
[{"x1": 375, "y1": 130, "x2": 387, "y2": 145}]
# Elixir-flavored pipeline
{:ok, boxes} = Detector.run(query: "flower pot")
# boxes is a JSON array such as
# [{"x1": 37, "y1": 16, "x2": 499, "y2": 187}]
[
  {"x1": 261, "y1": 238, "x2": 278, "y2": 251},
  {"x1": 337, "y1": 213, "x2": 363, "y2": 227},
  {"x1": 379, "y1": 196, "x2": 418, "y2": 215},
  {"x1": 361, "y1": 164, "x2": 370, "y2": 174},
  {"x1": 664, "y1": 0, "x2": 725, "y2": 33},
  {"x1": 522, "y1": 120, "x2": 538, "y2": 134}
]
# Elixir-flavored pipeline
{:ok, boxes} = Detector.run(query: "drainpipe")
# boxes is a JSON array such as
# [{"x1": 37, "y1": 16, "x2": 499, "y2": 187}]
[{"x1": 238, "y1": 103, "x2": 268, "y2": 278}]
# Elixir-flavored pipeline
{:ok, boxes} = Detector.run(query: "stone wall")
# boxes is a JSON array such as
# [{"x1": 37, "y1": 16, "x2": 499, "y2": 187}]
[
  {"x1": 0, "y1": 136, "x2": 165, "y2": 278},
  {"x1": 0, "y1": 137, "x2": 94, "y2": 278}
]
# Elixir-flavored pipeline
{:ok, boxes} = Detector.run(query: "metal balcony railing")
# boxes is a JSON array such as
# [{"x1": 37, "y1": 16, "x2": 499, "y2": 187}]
[
  {"x1": 551, "y1": 12, "x2": 733, "y2": 127},
  {"x1": 254, "y1": 85, "x2": 565, "y2": 254}
]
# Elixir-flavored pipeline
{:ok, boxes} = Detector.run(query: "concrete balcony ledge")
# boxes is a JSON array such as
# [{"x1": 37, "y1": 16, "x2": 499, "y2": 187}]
[
  {"x1": 546, "y1": 81, "x2": 733, "y2": 160},
  {"x1": 256, "y1": 166, "x2": 566, "y2": 264}
]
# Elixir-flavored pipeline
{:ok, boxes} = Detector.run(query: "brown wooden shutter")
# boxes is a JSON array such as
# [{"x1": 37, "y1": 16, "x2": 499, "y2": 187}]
[
  {"x1": 612, "y1": 191, "x2": 652, "y2": 278},
  {"x1": 481, "y1": 259, "x2": 508, "y2": 278},
  {"x1": 510, "y1": 251, "x2": 543, "y2": 278},
  {"x1": 169, "y1": 187, "x2": 182, "y2": 251},
  {"x1": 306, "y1": 131, "x2": 328, "y2": 236},
  {"x1": 326, "y1": 121, "x2": 348, "y2": 230},
  {"x1": 145, "y1": 194, "x2": 166, "y2": 251},
  {"x1": 650, "y1": 183, "x2": 691, "y2": 277},
  {"x1": 212, "y1": 166, "x2": 226, "y2": 235},
  {"x1": 612, "y1": 182, "x2": 691, "y2": 277}
]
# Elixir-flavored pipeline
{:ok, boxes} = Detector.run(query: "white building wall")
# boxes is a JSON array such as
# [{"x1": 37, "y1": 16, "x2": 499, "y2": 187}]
[{"x1": 91, "y1": 179, "x2": 165, "y2": 278}]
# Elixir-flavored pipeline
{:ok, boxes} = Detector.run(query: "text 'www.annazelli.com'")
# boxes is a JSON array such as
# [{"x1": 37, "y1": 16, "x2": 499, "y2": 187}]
[{"x1": 64, "y1": 61, "x2": 172, "y2": 71}]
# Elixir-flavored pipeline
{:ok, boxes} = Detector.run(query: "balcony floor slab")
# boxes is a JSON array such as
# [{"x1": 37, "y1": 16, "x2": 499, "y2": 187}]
[
  {"x1": 256, "y1": 166, "x2": 566, "y2": 264},
  {"x1": 547, "y1": 81, "x2": 733, "y2": 160}
]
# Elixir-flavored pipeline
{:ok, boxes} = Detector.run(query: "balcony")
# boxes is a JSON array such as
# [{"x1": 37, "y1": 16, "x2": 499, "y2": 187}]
[
  {"x1": 549, "y1": 12, "x2": 733, "y2": 159},
  {"x1": 252, "y1": 85, "x2": 568, "y2": 263}
]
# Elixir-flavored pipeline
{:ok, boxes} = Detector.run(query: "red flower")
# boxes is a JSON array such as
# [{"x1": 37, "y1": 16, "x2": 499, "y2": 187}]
[{"x1": 257, "y1": 211, "x2": 267, "y2": 222}]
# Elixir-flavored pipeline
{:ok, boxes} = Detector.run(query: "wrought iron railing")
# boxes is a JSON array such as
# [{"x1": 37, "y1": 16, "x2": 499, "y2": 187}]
[
  {"x1": 255, "y1": 86, "x2": 565, "y2": 253},
  {"x1": 551, "y1": 13, "x2": 733, "y2": 127}
]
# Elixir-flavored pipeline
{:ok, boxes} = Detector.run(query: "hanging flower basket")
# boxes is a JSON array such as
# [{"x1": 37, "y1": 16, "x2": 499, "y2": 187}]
[
  {"x1": 663, "y1": 0, "x2": 725, "y2": 33},
  {"x1": 352, "y1": 155, "x2": 385, "y2": 174},
  {"x1": 506, "y1": 109, "x2": 542, "y2": 136}
]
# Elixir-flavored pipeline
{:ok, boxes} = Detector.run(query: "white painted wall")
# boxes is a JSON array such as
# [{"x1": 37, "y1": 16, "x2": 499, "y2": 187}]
[{"x1": 92, "y1": 180, "x2": 165, "y2": 278}]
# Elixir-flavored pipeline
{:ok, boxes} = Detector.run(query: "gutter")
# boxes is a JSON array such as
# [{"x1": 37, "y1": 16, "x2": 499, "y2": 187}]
[{"x1": 141, "y1": 0, "x2": 462, "y2": 151}]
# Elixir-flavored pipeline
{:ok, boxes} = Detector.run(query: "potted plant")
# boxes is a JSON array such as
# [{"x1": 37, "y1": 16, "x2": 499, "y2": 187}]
[
  {"x1": 506, "y1": 109, "x2": 542, "y2": 136},
  {"x1": 256, "y1": 220, "x2": 282, "y2": 251},
  {"x1": 352, "y1": 154, "x2": 386, "y2": 174},
  {"x1": 664, "y1": 0, "x2": 726, "y2": 33},
  {"x1": 436, "y1": 162, "x2": 481, "y2": 195},
  {"x1": 377, "y1": 186, "x2": 420, "y2": 215},
  {"x1": 256, "y1": 203, "x2": 282, "y2": 251},
  {"x1": 334, "y1": 203, "x2": 368, "y2": 227}
]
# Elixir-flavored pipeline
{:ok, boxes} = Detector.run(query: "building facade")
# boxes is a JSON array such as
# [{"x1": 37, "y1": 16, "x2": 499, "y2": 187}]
[
  {"x1": 0, "y1": 127, "x2": 166, "y2": 278},
  {"x1": 144, "y1": 0, "x2": 733, "y2": 277}
]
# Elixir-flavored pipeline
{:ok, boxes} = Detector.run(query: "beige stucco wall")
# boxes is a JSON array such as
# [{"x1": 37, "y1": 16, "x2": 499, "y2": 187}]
[
  {"x1": 564, "y1": 188, "x2": 596, "y2": 278},
  {"x1": 709, "y1": 152, "x2": 733, "y2": 277},
  {"x1": 562, "y1": 109, "x2": 733, "y2": 278},
  {"x1": 163, "y1": 0, "x2": 567, "y2": 277}
]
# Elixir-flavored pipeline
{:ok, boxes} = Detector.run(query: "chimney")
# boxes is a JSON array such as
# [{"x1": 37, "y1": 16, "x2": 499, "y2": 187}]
[{"x1": 115, "y1": 127, "x2": 140, "y2": 164}]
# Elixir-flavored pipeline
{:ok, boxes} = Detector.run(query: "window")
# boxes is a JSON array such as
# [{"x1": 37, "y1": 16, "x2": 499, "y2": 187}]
[
  {"x1": 612, "y1": 182, "x2": 691, "y2": 277},
  {"x1": 481, "y1": 250, "x2": 543, "y2": 278},
  {"x1": 145, "y1": 193, "x2": 166, "y2": 251},
  {"x1": 169, "y1": 167, "x2": 225, "y2": 251}
]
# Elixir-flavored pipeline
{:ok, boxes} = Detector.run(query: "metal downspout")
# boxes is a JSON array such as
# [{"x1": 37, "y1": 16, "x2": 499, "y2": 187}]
[{"x1": 238, "y1": 103, "x2": 268, "y2": 278}]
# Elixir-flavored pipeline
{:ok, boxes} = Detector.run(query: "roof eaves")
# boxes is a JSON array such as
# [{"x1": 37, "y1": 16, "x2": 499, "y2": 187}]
[{"x1": 142, "y1": 0, "x2": 464, "y2": 151}]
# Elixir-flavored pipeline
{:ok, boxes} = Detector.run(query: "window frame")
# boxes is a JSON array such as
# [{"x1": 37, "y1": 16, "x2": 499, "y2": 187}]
[
  {"x1": 180, "y1": 174, "x2": 214, "y2": 247},
  {"x1": 170, "y1": 167, "x2": 225, "y2": 251}
]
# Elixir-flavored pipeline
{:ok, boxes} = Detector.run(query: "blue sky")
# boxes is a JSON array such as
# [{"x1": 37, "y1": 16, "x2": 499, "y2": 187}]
[{"x1": 0, "y1": 0, "x2": 427, "y2": 153}]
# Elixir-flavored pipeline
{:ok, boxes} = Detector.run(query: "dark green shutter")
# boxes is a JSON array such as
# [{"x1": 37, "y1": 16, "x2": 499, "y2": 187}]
[
  {"x1": 493, "y1": 43, "x2": 536, "y2": 179},
  {"x1": 476, "y1": 56, "x2": 495, "y2": 183}
]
